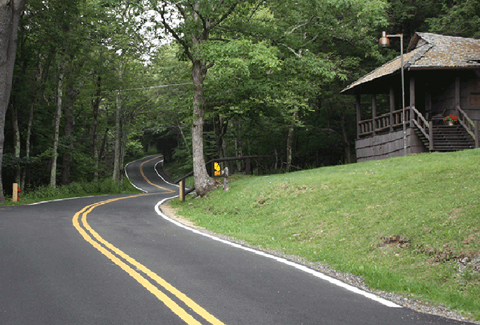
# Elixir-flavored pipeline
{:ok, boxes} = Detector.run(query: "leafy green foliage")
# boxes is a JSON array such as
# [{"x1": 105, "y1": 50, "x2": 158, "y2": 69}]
[
  {"x1": 4, "y1": 0, "x2": 480, "y2": 195},
  {"x1": 427, "y1": 0, "x2": 480, "y2": 38}
]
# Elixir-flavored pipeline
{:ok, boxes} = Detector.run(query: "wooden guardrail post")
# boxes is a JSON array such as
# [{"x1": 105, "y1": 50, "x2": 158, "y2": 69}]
[
  {"x1": 179, "y1": 179, "x2": 185, "y2": 202},
  {"x1": 12, "y1": 183, "x2": 19, "y2": 202}
]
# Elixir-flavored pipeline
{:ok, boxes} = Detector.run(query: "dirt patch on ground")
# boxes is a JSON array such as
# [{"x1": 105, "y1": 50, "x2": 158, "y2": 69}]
[{"x1": 160, "y1": 203, "x2": 205, "y2": 230}]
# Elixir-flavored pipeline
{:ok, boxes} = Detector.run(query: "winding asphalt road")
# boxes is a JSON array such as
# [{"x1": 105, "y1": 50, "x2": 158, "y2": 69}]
[{"x1": 0, "y1": 155, "x2": 472, "y2": 324}]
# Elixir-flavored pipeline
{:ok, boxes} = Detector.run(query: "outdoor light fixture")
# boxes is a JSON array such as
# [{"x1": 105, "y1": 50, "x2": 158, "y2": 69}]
[
  {"x1": 378, "y1": 31, "x2": 390, "y2": 47},
  {"x1": 379, "y1": 31, "x2": 407, "y2": 157}
]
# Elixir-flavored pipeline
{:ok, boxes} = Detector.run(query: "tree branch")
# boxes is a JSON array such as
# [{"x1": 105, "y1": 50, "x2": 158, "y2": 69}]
[
  {"x1": 209, "y1": 1, "x2": 239, "y2": 30},
  {"x1": 160, "y1": 4, "x2": 193, "y2": 61}
]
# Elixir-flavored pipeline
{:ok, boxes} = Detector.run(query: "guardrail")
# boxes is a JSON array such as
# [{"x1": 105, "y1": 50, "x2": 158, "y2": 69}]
[{"x1": 175, "y1": 155, "x2": 269, "y2": 201}]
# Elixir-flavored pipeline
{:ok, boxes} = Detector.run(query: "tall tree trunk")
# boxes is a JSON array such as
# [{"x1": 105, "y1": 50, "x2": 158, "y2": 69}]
[
  {"x1": 50, "y1": 53, "x2": 66, "y2": 188},
  {"x1": 22, "y1": 99, "x2": 34, "y2": 189},
  {"x1": 23, "y1": 54, "x2": 51, "y2": 188},
  {"x1": 178, "y1": 123, "x2": 192, "y2": 159},
  {"x1": 285, "y1": 111, "x2": 298, "y2": 173},
  {"x1": 92, "y1": 75, "x2": 101, "y2": 182},
  {"x1": 340, "y1": 106, "x2": 353, "y2": 164},
  {"x1": 214, "y1": 115, "x2": 228, "y2": 158},
  {"x1": 113, "y1": 61, "x2": 123, "y2": 183},
  {"x1": 113, "y1": 89, "x2": 122, "y2": 183},
  {"x1": 0, "y1": 0, "x2": 26, "y2": 203},
  {"x1": 99, "y1": 127, "x2": 108, "y2": 170},
  {"x1": 12, "y1": 100, "x2": 21, "y2": 184},
  {"x1": 191, "y1": 59, "x2": 215, "y2": 196},
  {"x1": 234, "y1": 119, "x2": 243, "y2": 172},
  {"x1": 119, "y1": 116, "x2": 131, "y2": 184},
  {"x1": 62, "y1": 99, "x2": 74, "y2": 185},
  {"x1": 62, "y1": 78, "x2": 84, "y2": 185}
]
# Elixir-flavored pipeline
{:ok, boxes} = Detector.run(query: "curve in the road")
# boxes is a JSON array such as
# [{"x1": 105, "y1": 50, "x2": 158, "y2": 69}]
[
  {"x1": 125, "y1": 154, "x2": 178, "y2": 194},
  {"x1": 72, "y1": 195, "x2": 225, "y2": 325}
]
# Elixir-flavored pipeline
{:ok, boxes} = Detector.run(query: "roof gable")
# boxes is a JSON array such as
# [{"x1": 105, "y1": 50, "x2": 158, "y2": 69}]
[{"x1": 409, "y1": 32, "x2": 480, "y2": 68}]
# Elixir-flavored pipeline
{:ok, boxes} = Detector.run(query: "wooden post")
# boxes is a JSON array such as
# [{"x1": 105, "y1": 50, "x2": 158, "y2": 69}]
[
  {"x1": 356, "y1": 94, "x2": 361, "y2": 138},
  {"x1": 245, "y1": 158, "x2": 251, "y2": 175},
  {"x1": 12, "y1": 183, "x2": 18, "y2": 202},
  {"x1": 223, "y1": 167, "x2": 229, "y2": 191},
  {"x1": 425, "y1": 91, "x2": 432, "y2": 119},
  {"x1": 410, "y1": 76, "x2": 416, "y2": 109},
  {"x1": 372, "y1": 94, "x2": 377, "y2": 135},
  {"x1": 389, "y1": 87, "x2": 395, "y2": 131},
  {"x1": 455, "y1": 76, "x2": 461, "y2": 109},
  {"x1": 179, "y1": 179, "x2": 185, "y2": 202}
]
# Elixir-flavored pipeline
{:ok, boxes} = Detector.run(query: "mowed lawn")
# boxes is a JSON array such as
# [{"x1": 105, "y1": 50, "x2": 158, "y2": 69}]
[{"x1": 170, "y1": 149, "x2": 480, "y2": 320}]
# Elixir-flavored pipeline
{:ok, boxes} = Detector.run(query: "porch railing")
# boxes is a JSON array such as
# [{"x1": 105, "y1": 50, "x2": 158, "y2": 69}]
[
  {"x1": 410, "y1": 106, "x2": 432, "y2": 150},
  {"x1": 455, "y1": 106, "x2": 479, "y2": 147},
  {"x1": 358, "y1": 107, "x2": 410, "y2": 137}
]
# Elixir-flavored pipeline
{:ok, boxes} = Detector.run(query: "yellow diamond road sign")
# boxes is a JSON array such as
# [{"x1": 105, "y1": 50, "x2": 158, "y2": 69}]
[{"x1": 214, "y1": 162, "x2": 221, "y2": 176}]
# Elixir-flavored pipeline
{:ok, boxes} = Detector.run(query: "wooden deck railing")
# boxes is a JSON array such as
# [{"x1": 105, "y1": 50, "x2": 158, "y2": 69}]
[
  {"x1": 358, "y1": 105, "x2": 479, "y2": 150},
  {"x1": 358, "y1": 107, "x2": 410, "y2": 138}
]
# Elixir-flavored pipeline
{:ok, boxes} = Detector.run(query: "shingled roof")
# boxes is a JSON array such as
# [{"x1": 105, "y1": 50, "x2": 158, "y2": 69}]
[{"x1": 341, "y1": 32, "x2": 480, "y2": 94}]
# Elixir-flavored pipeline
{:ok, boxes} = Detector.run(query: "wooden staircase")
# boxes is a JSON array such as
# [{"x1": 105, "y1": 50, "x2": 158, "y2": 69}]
[
  {"x1": 432, "y1": 125, "x2": 475, "y2": 152},
  {"x1": 414, "y1": 124, "x2": 475, "y2": 152}
]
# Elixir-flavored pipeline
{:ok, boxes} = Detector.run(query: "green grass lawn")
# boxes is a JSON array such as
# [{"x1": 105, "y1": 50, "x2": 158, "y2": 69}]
[{"x1": 170, "y1": 149, "x2": 480, "y2": 320}]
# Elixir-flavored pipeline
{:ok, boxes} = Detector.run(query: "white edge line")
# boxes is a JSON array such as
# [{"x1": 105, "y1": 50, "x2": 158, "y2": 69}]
[
  {"x1": 28, "y1": 195, "x2": 99, "y2": 206},
  {"x1": 154, "y1": 197, "x2": 401, "y2": 309},
  {"x1": 125, "y1": 160, "x2": 149, "y2": 193},
  {"x1": 125, "y1": 155, "x2": 179, "y2": 193},
  {"x1": 153, "y1": 160, "x2": 179, "y2": 188}
]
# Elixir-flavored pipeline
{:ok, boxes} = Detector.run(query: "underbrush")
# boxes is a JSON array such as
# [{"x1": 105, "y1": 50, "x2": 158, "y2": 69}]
[{"x1": 3, "y1": 178, "x2": 141, "y2": 205}]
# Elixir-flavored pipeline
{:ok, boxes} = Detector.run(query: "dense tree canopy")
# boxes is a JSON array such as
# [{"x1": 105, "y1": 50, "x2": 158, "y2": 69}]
[{"x1": 0, "y1": 0, "x2": 478, "y2": 201}]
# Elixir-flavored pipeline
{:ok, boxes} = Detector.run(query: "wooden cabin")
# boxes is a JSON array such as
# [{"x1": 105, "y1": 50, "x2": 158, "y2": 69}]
[{"x1": 342, "y1": 32, "x2": 480, "y2": 162}]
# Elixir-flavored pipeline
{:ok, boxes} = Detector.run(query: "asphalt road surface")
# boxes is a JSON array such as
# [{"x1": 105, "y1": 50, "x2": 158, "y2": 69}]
[{"x1": 0, "y1": 155, "x2": 473, "y2": 324}]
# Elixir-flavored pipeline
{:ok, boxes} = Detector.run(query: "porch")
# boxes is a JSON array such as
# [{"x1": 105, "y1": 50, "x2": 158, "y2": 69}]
[
  {"x1": 343, "y1": 33, "x2": 480, "y2": 162},
  {"x1": 355, "y1": 97, "x2": 480, "y2": 162}
]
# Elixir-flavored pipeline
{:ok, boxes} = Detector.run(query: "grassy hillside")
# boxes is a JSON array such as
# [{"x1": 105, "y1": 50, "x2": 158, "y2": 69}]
[{"x1": 170, "y1": 149, "x2": 480, "y2": 320}]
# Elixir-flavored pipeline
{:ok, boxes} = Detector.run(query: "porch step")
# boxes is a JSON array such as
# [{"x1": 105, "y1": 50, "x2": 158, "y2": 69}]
[
  {"x1": 431, "y1": 125, "x2": 475, "y2": 152},
  {"x1": 413, "y1": 128, "x2": 430, "y2": 149}
]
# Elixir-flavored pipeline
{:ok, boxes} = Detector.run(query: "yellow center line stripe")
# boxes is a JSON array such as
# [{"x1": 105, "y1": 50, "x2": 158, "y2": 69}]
[
  {"x1": 140, "y1": 156, "x2": 175, "y2": 193},
  {"x1": 72, "y1": 195, "x2": 225, "y2": 325}
]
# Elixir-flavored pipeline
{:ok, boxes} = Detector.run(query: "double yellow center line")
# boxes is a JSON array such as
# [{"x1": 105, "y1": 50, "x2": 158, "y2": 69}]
[
  {"x1": 139, "y1": 156, "x2": 176, "y2": 193},
  {"x1": 72, "y1": 195, "x2": 224, "y2": 325}
]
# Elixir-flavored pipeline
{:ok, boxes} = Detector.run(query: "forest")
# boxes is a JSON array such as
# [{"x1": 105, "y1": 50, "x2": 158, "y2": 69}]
[{"x1": 1, "y1": 0, "x2": 479, "y2": 202}]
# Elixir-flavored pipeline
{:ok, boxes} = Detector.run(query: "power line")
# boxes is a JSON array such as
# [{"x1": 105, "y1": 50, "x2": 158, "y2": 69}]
[{"x1": 106, "y1": 82, "x2": 193, "y2": 92}]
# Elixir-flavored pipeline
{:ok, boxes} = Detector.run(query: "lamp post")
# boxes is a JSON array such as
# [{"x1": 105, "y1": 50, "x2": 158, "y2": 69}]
[{"x1": 379, "y1": 31, "x2": 407, "y2": 157}]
